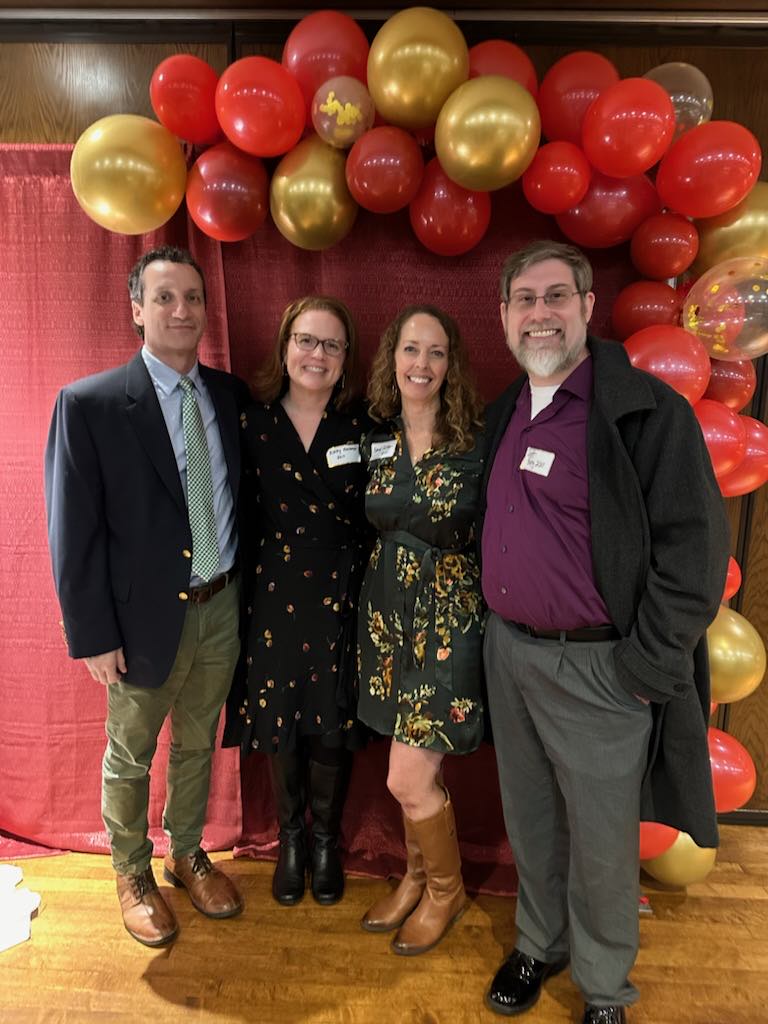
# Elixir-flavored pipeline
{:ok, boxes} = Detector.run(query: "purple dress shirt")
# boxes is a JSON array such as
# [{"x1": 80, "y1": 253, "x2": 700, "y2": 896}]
[{"x1": 481, "y1": 356, "x2": 612, "y2": 630}]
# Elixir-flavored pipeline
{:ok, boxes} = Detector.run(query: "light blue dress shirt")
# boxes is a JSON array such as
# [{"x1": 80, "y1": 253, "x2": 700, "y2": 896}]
[{"x1": 141, "y1": 346, "x2": 238, "y2": 584}]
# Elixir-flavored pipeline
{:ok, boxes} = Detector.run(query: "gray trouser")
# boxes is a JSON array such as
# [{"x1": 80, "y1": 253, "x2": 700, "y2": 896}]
[
  {"x1": 102, "y1": 579, "x2": 240, "y2": 874},
  {"x1": 484, "y1": 613, "x2": 652, "y2": 1007}
]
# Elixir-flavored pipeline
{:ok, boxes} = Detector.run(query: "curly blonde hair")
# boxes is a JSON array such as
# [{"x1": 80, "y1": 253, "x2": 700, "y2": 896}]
[
  {"x1": 252, "y1": 295, "x2": 360, "y2": 408},
  {"x1": 367, "y1": 305, "x2": 482, "y2": 453}
]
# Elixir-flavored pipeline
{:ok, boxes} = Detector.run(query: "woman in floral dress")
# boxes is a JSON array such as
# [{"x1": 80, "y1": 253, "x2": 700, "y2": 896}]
[
  {"x1": 225, "y1": 296, "x2": 370, "y2": 908},
  {"x1": 357, "y1": 304, "x2": 485, "y2": 955}
]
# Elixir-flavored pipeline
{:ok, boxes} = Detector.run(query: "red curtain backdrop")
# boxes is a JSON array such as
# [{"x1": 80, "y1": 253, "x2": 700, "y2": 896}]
[{"x1": 0, "y1": 144, "x2": 635, "y2": 893}]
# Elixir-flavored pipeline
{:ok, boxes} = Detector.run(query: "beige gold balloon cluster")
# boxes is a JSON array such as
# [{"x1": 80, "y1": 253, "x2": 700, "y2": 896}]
[{"x1": 69, "y1": 7, "x2": 543, "y2": 246}]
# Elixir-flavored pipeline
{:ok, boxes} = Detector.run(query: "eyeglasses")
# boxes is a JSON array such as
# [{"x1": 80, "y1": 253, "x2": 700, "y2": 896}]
[
  {"x1": 290, "y1": 332, "x2": 348, "y2": 357},
  {"x1": 506, "y1": 288, "x2": 584, "y2": 312}
]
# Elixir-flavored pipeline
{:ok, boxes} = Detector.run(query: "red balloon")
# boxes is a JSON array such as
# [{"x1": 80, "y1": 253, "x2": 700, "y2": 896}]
[
  {"x1": 624, "y1": 325, "x2": 711, "y2": 403},
  {"x1": 216, "y1": 57, "x2": 304, "y2": 157},
  {"x1": 722, "y1": 556, "x2": 742, "y2": 602},
  {"x1": 556, "y1": 171, "x2": 661, "y2": 249},
  {"x1": 703, "y1": 358, "x2": 757, "y2": 413},
  {"x1": 639, "y1": 822, "x2": 679, "y2": 860},
  {"x1": 612, "y1": 281, "x2": 682, "y2": 341},
  {"x1": 282, "y1": 10, "x2": 369, "y2": 121},
  {"x1": 538, "y1": 51, "x2": 620, "y2": 145},
  {"x1": 631, "y1": 213, "x2": 700, "y2": 280},
  {"x1": 150, "y1": 55, "x2": 220, "y2": 145},
  {"x1": 522, "y1": 142, "x2": 591, "y2": 215},
  {"x1": 409, "y1": 158, "x2": 491, "y2": 257},
  {"x1": 657, "y1": 121, "x2": 762, "y2": 219},
  {"x1": 718, "y1": 415, "x2": 768, "y2": 497},
  {"x1": 693, "y1": 399, "x2": 748, "y2": 478},
  {"x1": 186, "y1": 142, "x2": 268, "y2": 243},
  {"x1": 469, "y1": 40, "x2": 537, "y2": 97},
  {"x1": 708, "y1": 727, "x2": 757, "y2": 813},
  {"x1": 582, "y1": 78, "x2": 675, "y2": 178},
  {"x1": 346, "y1": 126, "x2": 424, "y2": 213}
]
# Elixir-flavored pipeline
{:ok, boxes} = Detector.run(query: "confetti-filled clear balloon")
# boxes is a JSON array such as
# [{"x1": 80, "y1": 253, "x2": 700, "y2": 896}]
[
  {"x1": 685, "y1": 256, "x2": 768, "y2": 360},
  {"x1": 311, "y1": 76, "x2": 375, "y2": 149}
]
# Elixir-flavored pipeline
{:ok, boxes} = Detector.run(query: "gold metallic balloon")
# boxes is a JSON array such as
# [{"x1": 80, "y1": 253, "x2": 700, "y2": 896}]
[
  {"x1": 694, "y1": 181, "x2": 768, "y2": 275},
  {"x1": 641, "y1": 830, "x2": 717, "y2": 887},
  {"x1": 311, "y1": 76, "x2": 375, "y2": 150},
  {"x1": 707, "y1": 605, "x2": 767, "y2": 703},
  {"x1": 70, "y1": 114, "x2": 187, "y2": 235},
  {"x1": 270, "y1": 135, "x2": 358, "y2": 251},
  {"x1": 435, "y1": 75, "x2": 541, "y2": 191},
  {"x1": 367, "y1": 7, "x2": 469, "y2": 130}
]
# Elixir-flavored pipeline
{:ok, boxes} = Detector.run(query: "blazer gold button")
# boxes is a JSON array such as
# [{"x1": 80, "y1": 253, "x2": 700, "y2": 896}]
[
  {"x1": 179, "y1": 592, "x2": 189, "y2": 601},
  {"x1": 182, "y1": 549, "x2": 192, "y2": 558}
]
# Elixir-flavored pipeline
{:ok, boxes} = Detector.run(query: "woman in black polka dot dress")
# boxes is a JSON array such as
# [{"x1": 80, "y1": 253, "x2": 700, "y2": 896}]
[{"x1": 226, "y1": 297, "x2": 370, "y2": 907}]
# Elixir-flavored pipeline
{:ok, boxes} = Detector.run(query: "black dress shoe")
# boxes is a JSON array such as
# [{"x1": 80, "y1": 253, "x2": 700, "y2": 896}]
[
  {"x1": 485, "y1": 948, "x2": 569, "y2": 1016},
  {"x1": 582, "y1": 1006, "x2": 627, "y2": 1023}
]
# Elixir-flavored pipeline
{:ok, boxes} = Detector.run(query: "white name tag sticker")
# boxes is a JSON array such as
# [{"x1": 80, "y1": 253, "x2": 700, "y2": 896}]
[
  {"x1": 520, "y1": 446, "x2": 555, "y2": 476},
  {"x1": 370, "y1": 439, "x2": 397, "y2": 461},
  {"x1": 326, "y1": 443, "x2": 361, "y2": 468}
]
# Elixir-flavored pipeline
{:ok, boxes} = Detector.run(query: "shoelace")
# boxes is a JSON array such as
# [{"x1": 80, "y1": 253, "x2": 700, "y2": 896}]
[
  {"x1": 130, "y1": 871, "x2": 155, "y2": 898},
  {"x1": 190, "y1": 850, "x2": 214, "y2": 876}
]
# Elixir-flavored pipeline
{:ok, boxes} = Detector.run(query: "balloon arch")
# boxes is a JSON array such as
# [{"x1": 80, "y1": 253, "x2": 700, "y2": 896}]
[{"x1": 68, "y1": 6, "x2": 768, "y2": 887}]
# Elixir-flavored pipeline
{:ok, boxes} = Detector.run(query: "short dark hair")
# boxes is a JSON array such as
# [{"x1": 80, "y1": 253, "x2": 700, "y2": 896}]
[
  {"x1": 499, "y1": 240, "x2": 593, "y2": 302},
  {"x1": 128, "y1": 246, "x2": 206, "y2": 339}
]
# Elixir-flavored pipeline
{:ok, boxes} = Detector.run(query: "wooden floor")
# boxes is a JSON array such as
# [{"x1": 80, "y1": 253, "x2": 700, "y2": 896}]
[{"x1": 2, "y1": 825, "x2": 767, "y2": 1024}]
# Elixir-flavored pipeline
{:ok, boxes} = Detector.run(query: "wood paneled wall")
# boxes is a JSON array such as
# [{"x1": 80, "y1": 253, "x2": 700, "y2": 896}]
[{"x1": 1, "y1": 11, "x2": 766, "y2": 818}]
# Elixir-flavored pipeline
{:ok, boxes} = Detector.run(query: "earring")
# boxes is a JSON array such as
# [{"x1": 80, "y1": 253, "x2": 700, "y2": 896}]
[{"x1": 338, "y1": 371, "x2": 346, "y2": 390}]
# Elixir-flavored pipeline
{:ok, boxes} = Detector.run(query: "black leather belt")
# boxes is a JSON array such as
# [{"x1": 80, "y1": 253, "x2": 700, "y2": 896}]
[
  {"x1": 512, "y1": 622, "x2": 619, "y2": 642},
  {"x1": 189, "y1": 568, "x2": 238, "y2": 605}
]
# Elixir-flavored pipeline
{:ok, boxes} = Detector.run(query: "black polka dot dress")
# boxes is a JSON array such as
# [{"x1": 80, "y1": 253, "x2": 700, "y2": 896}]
[{"x1": 235, "y1": 400, "x2": 371, "y2": 755}]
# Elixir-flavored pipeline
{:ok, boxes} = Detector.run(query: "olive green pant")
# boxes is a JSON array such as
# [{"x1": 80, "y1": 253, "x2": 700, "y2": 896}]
[{"x1": 102, "y1": 579, "x2": 240, "y2": 875}]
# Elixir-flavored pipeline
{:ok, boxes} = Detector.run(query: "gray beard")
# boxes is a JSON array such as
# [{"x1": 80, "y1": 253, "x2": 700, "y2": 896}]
[{"x1": 515, "y1": 335, "x2": 585, "y2": 379}]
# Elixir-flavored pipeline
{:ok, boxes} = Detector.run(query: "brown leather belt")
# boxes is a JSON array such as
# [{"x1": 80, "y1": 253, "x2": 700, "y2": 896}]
[
  {"x1": 512, "y1": 622, "x2": 619, "y2": 642},
  {"x1": 189, "y1": 568, "x2": 238, "y2": 605}
]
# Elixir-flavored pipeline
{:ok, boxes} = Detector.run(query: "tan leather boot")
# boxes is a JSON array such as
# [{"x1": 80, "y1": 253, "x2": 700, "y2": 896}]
[
  {"x1": 116, "y1": 867, "x2": 178, "y2": 947},
  {"x1": 361, "y1": 813, "x2": 426, "y2": 932},
  {"x1": 391, "y1": 790, "x2": 467, "y2": 956}
]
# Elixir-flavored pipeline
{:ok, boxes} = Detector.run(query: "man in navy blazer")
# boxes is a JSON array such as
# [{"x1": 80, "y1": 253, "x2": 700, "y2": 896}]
[{"x1": 45, "y1": 245, "x2": 250, "y2": 946}]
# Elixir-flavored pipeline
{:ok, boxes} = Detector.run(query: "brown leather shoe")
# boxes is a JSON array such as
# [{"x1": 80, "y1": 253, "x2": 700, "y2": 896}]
[
  {"x1": 116, "y1": 867, "x2": 178, "y2": 947},
  {"x1": 391, "y1": 789, "x2": 468, "y2": 956},
  {"x1": 362, "y1": 812, "x2": 426, "y2": 932},
  {"x1": 163, "y1": 849, "x2": 243, "y2": 919}
]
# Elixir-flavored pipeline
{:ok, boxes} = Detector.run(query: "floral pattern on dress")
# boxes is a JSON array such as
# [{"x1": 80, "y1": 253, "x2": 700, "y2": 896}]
[{"x1": 357, "y1": 422, "x2": 485, "y2": 755}]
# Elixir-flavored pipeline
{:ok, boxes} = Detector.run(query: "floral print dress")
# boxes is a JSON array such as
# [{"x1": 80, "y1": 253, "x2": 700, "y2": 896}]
[
  {"x1": 232, "y1": 400, "x2": 371, "y2": 755},
  {"x1": 357, "y1": 420, "x2": 485, "y2": 753}
]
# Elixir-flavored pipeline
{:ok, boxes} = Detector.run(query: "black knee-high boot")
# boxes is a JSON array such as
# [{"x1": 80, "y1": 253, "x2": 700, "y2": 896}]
[
  {"x1": 270, "y1": 750, "x2": 307, "y2": 906},
  {"x1": 308, "y1": 755, "x2": 350, "y2": 905}
]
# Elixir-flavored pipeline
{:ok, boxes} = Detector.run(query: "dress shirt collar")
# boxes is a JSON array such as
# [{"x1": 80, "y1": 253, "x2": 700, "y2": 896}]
[{"x1": 141, "y1": 345, "x2": 202, "y2": 396}]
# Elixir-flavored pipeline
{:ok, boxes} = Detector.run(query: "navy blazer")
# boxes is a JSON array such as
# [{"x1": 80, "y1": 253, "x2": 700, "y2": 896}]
[{"x1": 45, "y1": 351, "x2": 250, "y2": 688}]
